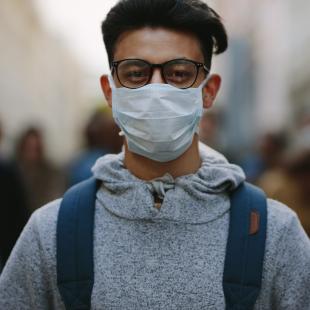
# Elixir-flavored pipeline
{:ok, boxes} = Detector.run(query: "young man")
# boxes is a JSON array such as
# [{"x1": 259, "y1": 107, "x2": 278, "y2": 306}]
[{"x1": 1, "y1": 0, "x2": 310, "y2": 309}]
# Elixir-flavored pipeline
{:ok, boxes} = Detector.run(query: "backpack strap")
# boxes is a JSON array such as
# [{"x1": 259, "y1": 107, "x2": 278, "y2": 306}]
[
  {"x1": 223, "y1": 182, "x2": 267, "y2": 310},
  {"x1": 57, "y1": 177, "x2": 100, "y2": 310}
]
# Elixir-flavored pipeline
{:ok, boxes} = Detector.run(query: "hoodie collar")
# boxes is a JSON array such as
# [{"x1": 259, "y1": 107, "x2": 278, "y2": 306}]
[{"x1": 92, "y1": 143, "x2": 245, "y2": 224}]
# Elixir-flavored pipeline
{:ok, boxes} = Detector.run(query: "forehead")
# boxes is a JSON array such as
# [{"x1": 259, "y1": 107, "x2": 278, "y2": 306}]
[{"x1": 113, "y1": 27, "x2": 204, "y2": 63}]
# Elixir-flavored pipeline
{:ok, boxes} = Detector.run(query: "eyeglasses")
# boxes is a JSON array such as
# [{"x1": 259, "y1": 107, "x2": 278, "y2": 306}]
[{"x1": 111, "y1": 58, "x2": 209, "y2": 89}]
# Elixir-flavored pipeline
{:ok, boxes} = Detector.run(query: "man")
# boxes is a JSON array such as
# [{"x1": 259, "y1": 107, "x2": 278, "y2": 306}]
[{"x1": 0, "y1": 0, "x2": 310, "y2": 309}]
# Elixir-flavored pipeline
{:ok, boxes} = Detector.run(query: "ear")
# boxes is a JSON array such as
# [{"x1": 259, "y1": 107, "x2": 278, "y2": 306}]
[
  {"x1": 202, "y1": 74, "x2": 221, "y2": 109},
  {"x1": 100, "y1": 75, "x2": 112, "y2": 108}
]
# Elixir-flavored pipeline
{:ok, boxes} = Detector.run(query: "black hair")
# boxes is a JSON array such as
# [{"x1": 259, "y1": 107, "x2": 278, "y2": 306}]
[{"x1": 101, "y1": 0, "x2": 228, "y2": 69}]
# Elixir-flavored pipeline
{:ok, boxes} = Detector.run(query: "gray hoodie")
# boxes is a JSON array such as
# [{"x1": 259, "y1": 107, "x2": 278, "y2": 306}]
[{"x1": 0, "y1": 145, "x2": 310, "y2": 309}]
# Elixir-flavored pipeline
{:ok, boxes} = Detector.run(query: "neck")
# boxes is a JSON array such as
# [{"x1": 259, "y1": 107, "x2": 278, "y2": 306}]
[{"x1": 124, "y1": 135, "x2": 201, "y2": 180}]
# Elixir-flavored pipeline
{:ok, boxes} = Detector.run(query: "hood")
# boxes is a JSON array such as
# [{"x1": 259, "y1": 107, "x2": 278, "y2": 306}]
[{"x1": 92, "y1": 143, "x2": 245, "y2": 224}]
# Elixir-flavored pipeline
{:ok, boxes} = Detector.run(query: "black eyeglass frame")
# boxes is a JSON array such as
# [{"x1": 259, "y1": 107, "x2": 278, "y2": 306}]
[{"x1": 111, "y1": 58, "x2": 210, "y2": 89}]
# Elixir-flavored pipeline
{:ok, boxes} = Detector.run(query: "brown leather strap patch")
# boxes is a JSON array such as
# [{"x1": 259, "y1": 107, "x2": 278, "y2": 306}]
[{"x1": 249, "y1": 210, "x2": 260, "y2": 235}]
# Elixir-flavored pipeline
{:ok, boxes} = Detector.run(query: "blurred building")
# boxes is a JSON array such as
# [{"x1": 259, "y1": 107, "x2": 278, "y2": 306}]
[
  {"x1": 210, "y1": 0, "x2": 310, "y2": 157},
  {"x1": 0, "y1": 0, "x2": 89, "y2": 163}
]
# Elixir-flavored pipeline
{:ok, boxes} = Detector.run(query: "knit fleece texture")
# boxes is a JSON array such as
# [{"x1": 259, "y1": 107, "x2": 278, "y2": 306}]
[{"x1": 0, "y1": 144, "x2": 310, "y2": 309}]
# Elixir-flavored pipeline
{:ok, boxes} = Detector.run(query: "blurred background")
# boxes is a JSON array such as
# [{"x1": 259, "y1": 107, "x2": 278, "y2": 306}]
[{"x1": 0, "y1": 0, "x2": 309, "y2": 266}]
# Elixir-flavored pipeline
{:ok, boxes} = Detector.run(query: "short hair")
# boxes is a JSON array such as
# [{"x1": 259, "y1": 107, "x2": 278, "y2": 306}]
[{"x1": 101, "y1": 0, "x2": 228, "y2": 70}]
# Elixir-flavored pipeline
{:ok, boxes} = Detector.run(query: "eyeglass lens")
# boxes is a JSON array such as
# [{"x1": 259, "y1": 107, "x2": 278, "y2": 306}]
[{"x1": 116, "y1": 59, "x2": 198, "y2": 89}]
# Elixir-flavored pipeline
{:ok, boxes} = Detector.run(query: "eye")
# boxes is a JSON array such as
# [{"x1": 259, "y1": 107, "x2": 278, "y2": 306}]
[
  {"x1": 165, "y1": 65, "x2": 195, "y2": 83},
  {"x1": 116, "y1": 60, "x2": 151, "y2": 87},
  {"x1": 167, "y1": 69, "x2": 192, "y2": 79},
  {"x1": 125, "y1": 68, "x2": 148, "y2": 79}
]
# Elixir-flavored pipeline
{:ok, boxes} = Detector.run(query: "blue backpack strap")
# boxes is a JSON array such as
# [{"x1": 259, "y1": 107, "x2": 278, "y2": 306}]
[
  {"x1": 223, "y1": 182, "x2": 267, "y2": 310},
  {"x1": 57, "y1": 177, "x2": 100, "y2": 310}
]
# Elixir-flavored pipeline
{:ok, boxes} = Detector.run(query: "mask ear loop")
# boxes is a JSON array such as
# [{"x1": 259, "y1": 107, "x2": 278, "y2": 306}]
[
  {"x1": 200, "y1": 74, "x2": 214, "y2": 99},
  {"x1": 199, "y1": 73, "x2": 210, "y2": 88},
  {"x1": 108, "y1": 75, "x2": 116, "y2": 89}
]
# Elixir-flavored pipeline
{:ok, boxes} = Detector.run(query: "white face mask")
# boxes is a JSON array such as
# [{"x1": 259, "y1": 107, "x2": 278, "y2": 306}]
[{"x1": 109, "y1": 76, "x2": 207, "y2": 162}]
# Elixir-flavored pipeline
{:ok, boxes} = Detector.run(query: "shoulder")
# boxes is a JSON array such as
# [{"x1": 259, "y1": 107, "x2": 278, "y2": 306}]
[
  {"x1": 264, "y1": 198, "x2": 310, "y2": 271},
  {"x1": 265, "y1": 198, "x2": 308, "y2": 250},
  {"x1": 266, "y1": 198, "x2": 303, "y2": 237},
  {"x1": 28, "y1": 199, "x2": 62, "y2": 254},
  {"x1": 32, "y1": 199, "x2": 62, "y2": 227}
]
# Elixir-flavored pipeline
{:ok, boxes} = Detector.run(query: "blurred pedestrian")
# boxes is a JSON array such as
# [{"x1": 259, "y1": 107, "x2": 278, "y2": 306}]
[
  {"x1": 68, "y1": 108, "x2": 123, "y2": 186},
  {"x1": 15, "y1": 127, "x2": 66, "y2": 212},
  {"x1": 0, "y1": 161, "x2": 30, "y2": 270},
  {"x1": 259, "y1": 125, "x2": 310, "y2": 236},
  {"x1": 241, "y1": 131, "x2": 287, "y2": 183},
  {"x1": 0, "y1": 122, "x2": 29, "y2": 270}
]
